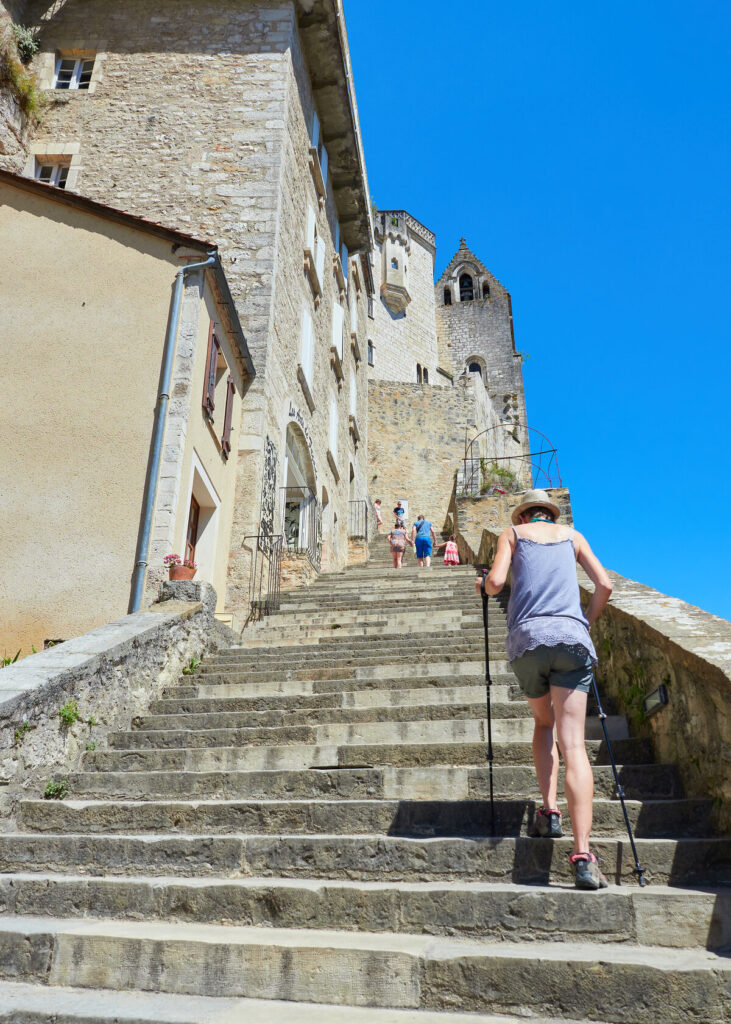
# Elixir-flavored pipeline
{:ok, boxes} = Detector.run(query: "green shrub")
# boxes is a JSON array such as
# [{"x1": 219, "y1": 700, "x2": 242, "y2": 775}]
[
  {"x1": 0, "y1": 32, "x2": 44, "y2": 119},
  {"x1": 12, "y1": 24, "x2": 39, "y2": 65},
  {"x1": 182, "y1": 657, "x2": 201, "y2": 676},
  {"x1": 1, "y1": 650, "x2": 21, "y2": 668},
  {"x1": 86, "y1": 741, "x2": 98, "y2": 752},
  {"x1": 58, "y1": 699, "x2": 80, "y2": 727},
  {"x1": 43, "y1": 779, "x2": 68, "y2": 800},
  {"x1": 13, "y1": 720, "x2": 34, "y2": 745}
]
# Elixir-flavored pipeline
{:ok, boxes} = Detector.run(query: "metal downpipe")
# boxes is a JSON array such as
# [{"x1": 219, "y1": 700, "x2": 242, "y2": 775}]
[{"x1": 130, "y1": 253, "x2": 217, "y2": 612}]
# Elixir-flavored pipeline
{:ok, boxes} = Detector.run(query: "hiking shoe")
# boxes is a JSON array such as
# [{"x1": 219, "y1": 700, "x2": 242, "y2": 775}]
[
  {"x1": 570, "y1": 851, "x2": 609, "y2": 890},
  {"x1": 531, "y1": 806, "x2": 563, "y2": 838}
]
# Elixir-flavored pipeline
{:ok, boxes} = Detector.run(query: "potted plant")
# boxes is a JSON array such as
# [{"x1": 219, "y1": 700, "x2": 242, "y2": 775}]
[{"x1": 164, "y1": 554, "x2": 197, "y2": 581}]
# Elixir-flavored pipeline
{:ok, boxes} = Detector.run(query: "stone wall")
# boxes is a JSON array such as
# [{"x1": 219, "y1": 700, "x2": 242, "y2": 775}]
[
  {"x1": 0, "y1": 1, "x2": 33, "y2": 163},
  {"x1": 447, "y1": 492, "x2": 731, "y2": 835},
  {"x1": 367, "y1": 376, "x2": 496, "y2": 532},
  {"x1": 4, "y1": 0, "x2": 371, "y2": 628},
  {"x1": 368, "y1": 213, "x2": 439, "y2": 384},
  {"x1": 0, "y1": 581, "x2": 225, "y2": 829}
]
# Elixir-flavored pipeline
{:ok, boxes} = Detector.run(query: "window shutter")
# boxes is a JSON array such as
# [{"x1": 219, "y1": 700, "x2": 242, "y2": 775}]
[
  {"x1": 320, "y1": 144, "x2": 328, "y2": 186},
  {"x1": 306, "y1": 204, "x2": 316, "y2": 253},
  {"x1": 301, "y1": 307, "x2": 313, "y2": 384},
  {"x1": 329, "y1": 395, "x2": 338, "y2": 454},
  {"x1": 341, "y1": 243, "x2": 348, "y2": 279},
  {"x1": 315, "y1": 236, "x2": 325, "y2": 287},
  {"x1": 332, "y1": 303, "x2": 344, "y2": 359},
  {"x1": 203, "y1": 323, "x2": 219, "y2": 419},
  {"x1": 221, "y1": 375, "x2": 236, "y2": 458},
  {"x1": 350, "y1": 291, "x2": 358, "y2": 333}
]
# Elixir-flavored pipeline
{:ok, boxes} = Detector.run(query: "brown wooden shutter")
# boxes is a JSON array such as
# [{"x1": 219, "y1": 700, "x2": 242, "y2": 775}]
[
  {"x1": 221, "y1": 375, "x2": 235, "y2": 459},
  {"x1": 202, "y1": 322, "x2": 219, "y2": 420}
]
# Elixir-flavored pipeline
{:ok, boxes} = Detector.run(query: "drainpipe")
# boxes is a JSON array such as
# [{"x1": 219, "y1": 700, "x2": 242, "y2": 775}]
[{"x1": 130, "y1": 252, "x2": 218, "y2": 612}]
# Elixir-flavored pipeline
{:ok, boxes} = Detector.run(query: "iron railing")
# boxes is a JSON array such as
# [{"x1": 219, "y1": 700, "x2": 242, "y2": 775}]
[
  {"x1": 243, "y1": 533, "x2": 283, "y2": 624},
  {"x1": 280, "y1": 486, "x2": 321, "y2": 570},
  {"x1": 459, "y1": 424, "x2": 562, "y2": 497},
  {"x1": 348, "y1": 500, "x2": 369, "y2": 541}
]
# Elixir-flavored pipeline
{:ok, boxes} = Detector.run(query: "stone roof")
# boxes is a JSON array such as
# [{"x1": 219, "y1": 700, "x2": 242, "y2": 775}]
[{"x1": 435, "y1": 237, "x2": 508, "y2": 294}]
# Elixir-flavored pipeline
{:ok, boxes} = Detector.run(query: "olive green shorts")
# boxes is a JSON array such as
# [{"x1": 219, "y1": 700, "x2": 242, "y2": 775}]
[{"x1": 509, "y1": 643, "x2": 593, "y2": 700}]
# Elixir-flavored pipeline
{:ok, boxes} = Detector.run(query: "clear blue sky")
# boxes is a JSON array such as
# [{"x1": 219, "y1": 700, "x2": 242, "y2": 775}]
[{"x1": 345, "y1": 0, "x2": 731, "y2": 620}]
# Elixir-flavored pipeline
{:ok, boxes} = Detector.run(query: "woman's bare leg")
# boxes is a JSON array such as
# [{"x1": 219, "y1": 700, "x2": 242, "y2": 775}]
[
  {"x1": 526, "y1": 693, "x2": 559, "y2": 809},
  {"x1": 551, "y1": 686, "x2": 593, "y2": 853}
]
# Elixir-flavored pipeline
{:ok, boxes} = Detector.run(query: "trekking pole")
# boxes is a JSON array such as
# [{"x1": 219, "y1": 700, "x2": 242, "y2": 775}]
[
  {"x1": 589, "y1": 671, "x2": 647, "y2": 886},
  {"x1": 480, "y1": 570, "x2": 495, "y2": 835}
]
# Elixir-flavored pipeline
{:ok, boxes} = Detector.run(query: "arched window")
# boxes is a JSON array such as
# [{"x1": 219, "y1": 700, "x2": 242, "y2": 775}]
[
  {"x1": 443, "y1": 287, "x2": 452, "y2": 306},
  {"x1": 482, "y1": 281, "x2": 490, "y2": 298},
  {"x1": 459, "y1": 273, "x2": 474, "y2": 301},
  {"x1": 468, "y1": 362, "x2": 482, "y2": 377},
  {"x1": 367, "y1": 340, "x2": 374, "y2": 366},
  {"x1": 391, "y1": 257, "x2": 398, "y2": 270},
  {"x1": 423, "y1": 368, "x2": 429, "y2": 384},
  {"x1": 416, "y1": 363, "x2": 422, "y2": 384}
]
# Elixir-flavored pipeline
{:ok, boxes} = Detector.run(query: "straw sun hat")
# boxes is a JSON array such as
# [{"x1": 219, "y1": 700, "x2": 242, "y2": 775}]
[{"x1": 510, "y1": 489, "x2": 561, "y2": 525}]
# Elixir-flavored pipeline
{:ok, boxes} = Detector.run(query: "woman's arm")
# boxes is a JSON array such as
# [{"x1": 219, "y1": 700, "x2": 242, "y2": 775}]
[
  {"x1": 474, "y1": 528, "x2": 514, "y2": 596},
  {"x1": 574, "y1": 531, "x2": 613, "y2": 625}
]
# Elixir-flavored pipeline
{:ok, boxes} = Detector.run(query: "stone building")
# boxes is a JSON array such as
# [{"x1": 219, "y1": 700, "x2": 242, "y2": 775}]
[
  {"x1": 0, "y1": 0, "x2": 374, "y2": 631},
  {"x1": 0, "y1": 168, "x2": 254, "y2": 653}
]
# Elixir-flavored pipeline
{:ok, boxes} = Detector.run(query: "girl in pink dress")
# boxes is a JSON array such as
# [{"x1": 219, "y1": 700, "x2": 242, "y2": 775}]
[{"x1": 437, "y1": 534, "x2": 460, "y2": 566}]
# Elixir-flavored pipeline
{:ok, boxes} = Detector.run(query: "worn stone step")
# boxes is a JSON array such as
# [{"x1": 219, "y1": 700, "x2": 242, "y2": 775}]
[
  {"x1": 150, "y1": 682, "x2": 511, "y2": 715},
  {"x1": 66, "y1": 763, "x2": 682, "y2": 802},
  {"x1": 1, "y1": 833, "x2": 725, "y2": 885},
  {"x1": 0, "y1": 917, "x2": 726, "y2": 1021},
  {"x1": 164, "y1": 673, "x2": 512, "y2": 701},
  {"x1": 208, "y1": 637, "x2": 496, "y2": 664},
  {"x1": 0, "y1": 875, "x2": 727, "y2": 950},
  {"x1": 86, "y1": 737, "x2": 652, "y2": 773},
  {"x1": 196, "y1": 656, "x2": 509, "y2": 682},
  {"x1": 232, "y1": 626, "x2": 494, "y2": 649},
  {"x1": 198, "y1": 648, "x2": 501, "y2": 674},
  {"x1": 0, "y1": 980, "x2": 582, "y2": 1024},
  {"x1": 19, "y1": 796, "x2": 713, "y2": 839},
  {"x1": 131, "y1": 700, "x2": 533, "y2": 732}
]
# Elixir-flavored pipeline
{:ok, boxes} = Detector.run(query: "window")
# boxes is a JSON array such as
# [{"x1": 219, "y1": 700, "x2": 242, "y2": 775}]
[
  {"x1": 468, "y1": 362, "x2": 483, "y2": 377},
  {"x1": 221, "y1": 376, "x2": 236, "y2": 459},
  {"x1": 443, "y1": 287, "x2": 452, "y2": 306},
  {"x1": 300, "y1": 307, "x2": 314, "y2": 386},
  {"x1": 367, "y1": 340, "x2": 374, "y2": 366},
  {"x1": 416, "y1": 363, "x2": 422, "y2": 384},
  {"x1": 483, "y1": 281, "x2": 490, "y2": 298},
  {"x1": 35, "y1": 161, "x2": 69, "y2": 189},
  {"x1": 423, "y1": 368, "x2": 429, "y2": 384},
  {"x1": 391, "y1": 257, "x2": 398, "y2": 270},
  {"x1": 340, "y1": 242, "x2": 348, "y2": 279},
  {"x1": 54, "y1": 56, "x2": 95, "y2": 90},
  {"x1": 185, "y1": 495, "x2": 200, "y2": 563},
  {"x1": 203, "y1": 324, "x2": 221, "y2": 421},
  {"x1": 367, "y1": 295, "x2": 374, "y2": 319},
  {"x1": 310, "y1": 110, "x2": 329, "y2": 186},
  {"x1": 329, "y1": 394, "x2": 338, "y2": 457},
  {"x1": 332, "y1": 302, "x2": 344, "y2": 360},
  {"x1": 459, "y1": 273, "x2": 474, "y2": 301},
  {"x1": 349, "y1": 371, "x2": 357, "y2": 417}
]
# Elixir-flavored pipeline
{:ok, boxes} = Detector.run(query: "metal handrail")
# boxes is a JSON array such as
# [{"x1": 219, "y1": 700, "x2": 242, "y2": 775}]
[{"x1": 242, "y1": 533, "x2": 283, "y2": 625}]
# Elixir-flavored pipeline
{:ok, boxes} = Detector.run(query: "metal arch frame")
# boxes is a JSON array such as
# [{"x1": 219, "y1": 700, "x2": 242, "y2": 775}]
[{"x1": 462, "y1": 423, "x2": 563, "y2": 493}]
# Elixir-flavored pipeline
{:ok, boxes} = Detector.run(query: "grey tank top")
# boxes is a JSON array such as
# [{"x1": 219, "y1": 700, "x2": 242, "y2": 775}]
[{"x1": 506, "y1": 527, "x2": 596, "y2": 664}]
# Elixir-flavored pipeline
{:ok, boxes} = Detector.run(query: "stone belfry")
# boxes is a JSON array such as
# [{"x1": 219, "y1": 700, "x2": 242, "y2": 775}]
[{"x1": 435, "y1": 238, "x2": 527, "y2": 430}]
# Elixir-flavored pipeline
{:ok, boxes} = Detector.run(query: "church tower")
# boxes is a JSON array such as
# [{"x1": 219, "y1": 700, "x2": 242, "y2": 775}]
[{"x1": 435, "y1": 239, "x2": 527, "y2": 430}]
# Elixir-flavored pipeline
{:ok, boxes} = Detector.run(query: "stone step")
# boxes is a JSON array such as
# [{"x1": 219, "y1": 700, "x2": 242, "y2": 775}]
[
  {"x1": 0, "y1": 833, "x2": 725, "y2": 886},
  {"x1": 164, "y1": 673, "x2": 512, "y2": 701},
  {"x1": 0, "y1": 980, "x2": 584, "y2": 1024},
  {"x1": 211, "y1": 635, "x2": 497, "y2": 661},
  {"x1": 86, "y1": 737, "x2": 652, "y2": 773},
  {"x1": 151, "y1": 682, "x2": 511, "y2": 715},
  {"x1": 131, "y1": 700, "x2": 533, "y2": 732},
  {"x1": 109, "y1": 715, "x2": 605, "y2": 751},
  {"x1": 191, "y1": 660, "x2": 508, "y2": 684},
  {"x1": 66, "y1": 763, "x2": 683, "y2": 802},
  {"x1": 227, "y1": 628, "x2": 494, "y2": 652},
  {"x1": 0, "y1": 917, "x2": 726, "y2": 1021},
  {"x1": 19, "y1": 796, "x2": 713, "y2": 839},
  {"x1": 0, "y1": 875, "x2": 727, "y2": 950},
  {"x1": 200, "y1": 646, "x2": 502, "y2": 673}
]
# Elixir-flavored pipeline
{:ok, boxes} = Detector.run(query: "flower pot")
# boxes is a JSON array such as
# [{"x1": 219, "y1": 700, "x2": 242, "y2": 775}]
[{"x1": 169, "y1": 565, "x2": 196, "y2": 581}]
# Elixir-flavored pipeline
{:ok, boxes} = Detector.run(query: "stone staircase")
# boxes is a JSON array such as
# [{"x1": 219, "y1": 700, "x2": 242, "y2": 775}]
[{"x1": 0, "y1": 536, "x2": 729, "y2": 1022}]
